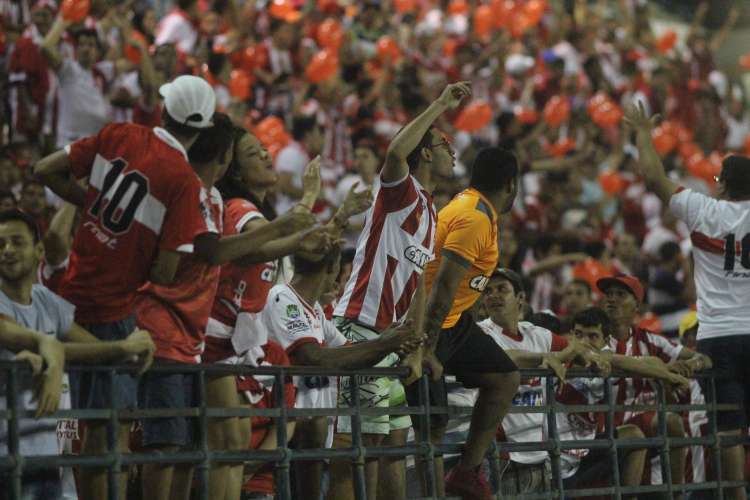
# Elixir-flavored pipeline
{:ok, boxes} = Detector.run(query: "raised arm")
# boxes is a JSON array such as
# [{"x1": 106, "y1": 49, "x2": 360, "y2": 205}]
[
  {"x1": 382, "y1": 82, "x2": 471, "y2": 183},
  {"x1": 623, "y1": 101, "x2": 679, "y2": 205},
  {"x1": 43, "y1": 202, "x2": 77, "y2": 266},
  {"x1": 33, "y1": 150, "x2": 87, "y2": 207},
  {"x1": 40, "y1": 15, "x2": 72, "y2": 72}
]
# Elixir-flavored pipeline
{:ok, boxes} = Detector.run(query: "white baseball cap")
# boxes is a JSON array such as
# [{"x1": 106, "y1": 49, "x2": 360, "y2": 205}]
[{"x1": 159, "y1": 75, "x2": 216, "y2": 129}]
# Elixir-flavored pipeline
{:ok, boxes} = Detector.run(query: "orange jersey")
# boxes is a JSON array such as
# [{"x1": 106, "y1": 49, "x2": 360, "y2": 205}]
[{"x1": 424, "y1": 188, "x2": 499, "y2": 328}]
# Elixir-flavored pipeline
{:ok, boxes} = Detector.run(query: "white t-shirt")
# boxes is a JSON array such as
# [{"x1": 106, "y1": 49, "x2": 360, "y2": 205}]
[
  {"x1": 155, "y1": 10, "x2": 198, "y2": 54},
  {"x1": 477, "y1": 319, "x2": 568, "y2": 465},
  {"x1": 56, "y1": 58, "x2": 113, "y2": 147},
  {"x1": 261, "y1": 284, "x2": 347, "y2": 409},
  {"x1": 669, "y1": 188, "x2": 750, "y2": 339},
  {"x1": 0, "y1": 285, "x2": 73, "y2": 457}
]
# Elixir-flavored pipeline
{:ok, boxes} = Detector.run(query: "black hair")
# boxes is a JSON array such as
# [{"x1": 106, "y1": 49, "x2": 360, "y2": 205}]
[
  {"x1": 177, "y1": 0, "x2": 197, "y2": 11},
  {"x1": 21, "y1": 179, "x2": 44, "y2": 192},
  {"x1": 720, "y1": 155, "x2": 750, "y2": 199},
  {"x1": 293, "y1": 245, "x2": 341, "y2": 276},
  {"x1": 0, "y1": 209, "x2": 41, "y2": 243},
  {"x1": 188, "y1": 112, "x2": 234, "y2": 165},
  {"x1": 291, "y1": 115, "x2": 319, "y2": 142},
  {"x1": 269, "y1": 17, "x2": 288, "y2": 34},
  {"x1": 528, "y1": 312, "x2": 561, "y2": 334},
  {"x1": 658, "y1": 241, "x2": 682, "y2": 262},
  {"x1": 341, "y1": 247, "x2": 356, "y2": 266},
  {"x1": 491, "y1": 267, "x2": 524, "y2": 295},
  {"x1": 404, "y1": 126, "x2": 435, "y2": 173},
  {"x1": 469, "y1": 147, "x2": 518, "y2": 193},
  {"x1": 572, "y1": 307, "x2": 613, "y2": 338},
  {"x1": 0, "y1": 190, "x2": 16, "y2": 204},
  {"x1": 207, "y1": 50, "x2": 227, "y2": 77},
  {"x1": 583, "y1": 240, "x2": 607, "y2": 260},
  {"x1": 215, "y1": 126, "x2": 277, "y2": 220},
  {"x1": 161, "y1": 109, "x2": 203, "y2": 142},
  {"x1": 72, "y1": 28, "x2": 99, "y2": 47}
]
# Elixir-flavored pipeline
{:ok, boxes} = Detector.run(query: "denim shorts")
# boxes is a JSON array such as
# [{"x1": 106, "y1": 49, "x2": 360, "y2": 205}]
[
  {"x1": 138, "y1": 360, "x2": 199, "y2": 448},
  {"x1": 71, "y1": 315, "x2": 138, "y2": 410}
]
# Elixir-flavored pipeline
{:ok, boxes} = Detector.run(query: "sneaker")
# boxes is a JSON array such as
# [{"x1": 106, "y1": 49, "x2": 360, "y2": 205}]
[{"x1": 444, "y1": 463, "x2": 494, "y2": 500}]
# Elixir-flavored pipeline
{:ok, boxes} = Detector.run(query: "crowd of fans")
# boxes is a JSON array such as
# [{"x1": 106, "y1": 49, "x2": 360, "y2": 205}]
[{"x1": 1, "y1": 0, "x2": 750, "y2": 499}]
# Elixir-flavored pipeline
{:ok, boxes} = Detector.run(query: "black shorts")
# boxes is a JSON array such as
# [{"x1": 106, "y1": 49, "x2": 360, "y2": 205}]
[
  {"x1": 406, "y1": 313, "x2": 518, "y2": 428},
  {"x1": 697, "y1": 335, "x2": 750, "y2": 432}
]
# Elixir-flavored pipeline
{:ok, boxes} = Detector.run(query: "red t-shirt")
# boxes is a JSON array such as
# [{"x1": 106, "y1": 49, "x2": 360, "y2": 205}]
[
  {"x1": 135, "y1": 187, "x2": 223, "y2": 363},
  {"x1": 62, "y1": 123, "x2": 207, "y2": 323},
  {"x1": 210, "y1": 199, "x2": 277, "y2": 325}
]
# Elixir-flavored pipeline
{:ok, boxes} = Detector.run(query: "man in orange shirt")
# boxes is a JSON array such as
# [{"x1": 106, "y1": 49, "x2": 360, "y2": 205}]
[{"x1": 406, "y1": 147, "x2": 521, "y2": 500}]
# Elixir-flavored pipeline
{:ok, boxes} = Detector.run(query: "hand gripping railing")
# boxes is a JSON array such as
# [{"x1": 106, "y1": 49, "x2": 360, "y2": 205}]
[{"x1": 0, "y1": 361, "x2": 746, "y2": 500}]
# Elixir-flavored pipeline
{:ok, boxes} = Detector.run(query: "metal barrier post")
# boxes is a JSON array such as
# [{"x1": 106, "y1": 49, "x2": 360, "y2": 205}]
[
  {"x1": 417, "y1": 374, "x2": 437, "y2": 498},
  {"x1": 107, "y1": 368, "x2": 119, "y2": 500},
  {"x1": 351, "y1": 374, "x2": 367, "y2": 500},
  {"x1": 487, "y1": 439, "x2": 502, "y2": 500},
  {"x1": 605, "y1": 377, "x2": 622, "y2": 500},
  {"x1": 708, "y1": 375, "x2": 724, "y2": 500},
  {"x1": 274, "y1": 369, "x2": 292, "y2": 500},
  {"x1": 545, "y1": 375, "x2": 563, "y2": 499},
  {"x1": 655, "y1": 382, "x2": 674, "y2": 497},
  {"x1": 196, "y1": 369, "x2": 209, "y2": 499},
  {"x1": 8, "y1": 363, "x2": 21, "y2": 499}
]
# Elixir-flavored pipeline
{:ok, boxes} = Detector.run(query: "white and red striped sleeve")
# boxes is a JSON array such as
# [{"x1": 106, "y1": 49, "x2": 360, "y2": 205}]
[
  {"x1": 377, "y1": 173, "x2": 419, "y2": 212},
  {"x1": 647, "y1": 331, "x2": 683, "y2": 363}
]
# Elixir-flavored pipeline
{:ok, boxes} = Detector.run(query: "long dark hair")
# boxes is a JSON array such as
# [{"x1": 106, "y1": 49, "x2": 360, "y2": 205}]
[{"x1": 215, "y1": 126, "x2": 278, "y2": 221}]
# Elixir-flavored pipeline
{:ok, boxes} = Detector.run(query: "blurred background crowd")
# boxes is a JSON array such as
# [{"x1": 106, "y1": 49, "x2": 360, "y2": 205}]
[{"x1": 1, "y1": 0, "x2": 749, "y2": 340}]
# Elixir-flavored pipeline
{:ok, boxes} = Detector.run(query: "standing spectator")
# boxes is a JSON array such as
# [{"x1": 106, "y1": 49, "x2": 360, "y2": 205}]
[
  {"x1": 253, "y1": 17, "x2": 298, "y2": 117},
  {"x1": 7, "y1": 0, "x2": 57, "y2": 147},
  {"x1": 155, "y1": 0, "x2": 200, "y2": 56},
  {"x1": 32, "y1": 75, "x2": 216, "y2": 500},
  {"x1": 274, "y1": 115, "x2": 324, "y2": 217},
  {"x1": 333, "y1": 139, "x2": 380, "y2": 248},
  {"x1": 40, "y1": 16, "x2": 116, "y2": 147},
  {"x1": 627, "y1": 102, "x2": 750, "y2": 500},
  {"x1": 559, "y1": 279, "x2": 593, "y2": 320}
]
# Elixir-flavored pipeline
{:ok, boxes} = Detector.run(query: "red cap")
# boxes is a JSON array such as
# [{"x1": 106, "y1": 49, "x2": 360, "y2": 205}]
[{"x1": 596, "y1": 275, "x2": 645, "y2": 304}]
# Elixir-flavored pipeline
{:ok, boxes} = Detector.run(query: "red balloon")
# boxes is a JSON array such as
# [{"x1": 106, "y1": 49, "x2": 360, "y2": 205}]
[
  {"x1": 228, "y1": 69, "x2": 253, "y2": 100},
  {"x1": 474, "y1": 5, "x2": 494, "y2": 40},
  {"x1": 523, "y1": 0, "x2": 546, "y2": 25},
  {"x1": 543, "y1": 95, "x2": 570, "y2": 127},
  {"x1": 591, "y1": 101, "x2": 622, "y2": 128},
  {"x1": 61, "y1": 0, "x2": 89, "y2": 22},
  {"x1": 454, "y1": 100, "x2": 493, "y2": 132},
  {"x1": 572, "y1": 258, "x2": 611, "y2": 294},
  {"x1": 741, "y1": 53, "x2": 750, "y2": 70},
  {"x1": 586, "y1": 92, "x2": 610, "y2": 116},
  {"x1": 509, "y1": 10, "x2": 533, "y2": 38},
  {"x1": 393, "y1": 0, "x2": 416, "y2": 14},
  {"x1": 242, "y1": 45, "x2": 269, "y2": 72},
  {"x1": 447, "y1": 0, "x2": 469, "y2": 16},
  {"x1": 598, "y1": 170, "x2": 624, "y2": 195},
  {"x1": 651, "y1": 125, "x2": 678, "y2": 156},
  {"x1": 317, "y1": 19, "x2": 344, "y2": 51},
  {"x1": 254, "y1": 116, "x2": 290, "y2": 157},
  {"x1": 656, "y1": 30, "x2": 677, "y2": 54},
  {"x1": 305, "y1": 50, "x2": 339, "y2": 83},
  {"x1": 678, "y1": 142, "x2": 701, "y2": 162},
  {"x1": 638, "y1": 312, "x2": 663, "y2": 334},
  {"x1": 376, "y1": 36, "x2": 401, "y2": 64},
  {"x1": 514, "y1": 106, "x2": 538, "y2": 124},
  {"x1": 546, "y1": 137, "x2": 576, "y2": 158},
  {"x1": 491, "y1": 0, "x2": 516, "y2": 28},
  {"x1": 674, "y1": 123, "x2": 693, "y2": 143}
]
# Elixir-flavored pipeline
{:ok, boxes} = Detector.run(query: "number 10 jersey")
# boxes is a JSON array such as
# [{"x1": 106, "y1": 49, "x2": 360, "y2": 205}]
[
  {"x1": 670, "y1": 186, "x2": 750, "y2": 340},
  {"x1": 62, "y1": 123, "x2": 209, "y2": 323}
]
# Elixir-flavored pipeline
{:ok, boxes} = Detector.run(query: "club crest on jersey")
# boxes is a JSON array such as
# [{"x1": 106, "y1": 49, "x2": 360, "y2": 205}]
[
  {"x1": 286, "y1": 304, "x2": 301, "y2": 319},
  {"x1": 404, "y1": 245, "x2": 431, "y2": 269},
  {"x1": 469, "y1": 274, "x2": 490, "y2": 292}
]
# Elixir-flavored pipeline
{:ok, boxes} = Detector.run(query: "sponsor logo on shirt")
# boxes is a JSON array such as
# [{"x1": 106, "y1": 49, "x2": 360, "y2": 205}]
[
  {"x1": 285, "y1": 319, "x2": 309, "y2": 335},
  {"x1": 404, "y1": 245, "x2": 430, "y2": 269},
  {"x1": 286, "y1": 304, "x2": 301, "y2": 319},
  {"x1": 512, "y1": 386, "x2": 544, "y2": 407},
  {"x1": 469, "y1": 274, "x2": 490, "y2": 292}
]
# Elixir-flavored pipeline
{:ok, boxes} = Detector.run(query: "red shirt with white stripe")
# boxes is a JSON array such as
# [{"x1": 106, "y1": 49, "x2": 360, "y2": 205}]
[
  {"x1": 211, "y1": 199, "x2": 277, "y2": 324},
  {"x1": 477, "y1": 319, "x2": 568, "y2": 464},
  {"x1": 669, "y1": 187, "x2": 750, "y2": 340},
  {"x1": 334, "y1": 173, "x2": 436, "y2": 331},
  {"x1": 135, "y1": 187, "x2": 223, "y2": 364},
  {"x1": 62, "y1": 123, "x2": 207, "y2": 323},
  {"x1": 609, "y1": 327, "x2": 683, "y2": 425}
]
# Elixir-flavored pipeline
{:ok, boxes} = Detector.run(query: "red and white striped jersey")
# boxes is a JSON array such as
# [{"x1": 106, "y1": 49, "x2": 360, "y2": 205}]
[
  {"x1": 669, "y1": 187, "x2": 750, "y2": 340},
  {"x1": 62, "y1": 123, "x2": 208, "y2": 323},
  {"x1": 135, "y1": 186, "x2": 223, "y2": 364},
  {"x1": 334, "y1": 173, "x2": 436, "y2": 331},
  {"x1": 477, "y1": 319, "x2": 568, "y2": 465},
  {"x1": 609, "y1": 327, "x2": 683, "y2": 425}
]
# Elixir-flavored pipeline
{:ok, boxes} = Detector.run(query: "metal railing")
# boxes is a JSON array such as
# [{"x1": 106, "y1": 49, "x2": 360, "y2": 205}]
[{"x1": 0, "y1": 361, "x2": 746, "y2": 499}]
